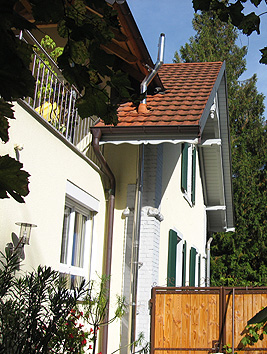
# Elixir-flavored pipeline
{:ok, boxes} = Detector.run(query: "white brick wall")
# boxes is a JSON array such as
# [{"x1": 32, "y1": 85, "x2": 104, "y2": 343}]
[
  {"x1": 120, "y1": 145, "x2": 164, "y2": 351},
  {"x1": 136, "y1": 144, "x2": 163, "y2": 345}
]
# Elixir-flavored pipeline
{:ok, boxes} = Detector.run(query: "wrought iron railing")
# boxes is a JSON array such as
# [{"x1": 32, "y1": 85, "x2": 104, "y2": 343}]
[{"x1": 22, "y1": 30, "x2": 101, "y2": 165}]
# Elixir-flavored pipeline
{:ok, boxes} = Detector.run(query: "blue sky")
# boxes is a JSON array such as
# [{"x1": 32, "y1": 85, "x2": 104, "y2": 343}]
[{"x1": 127, "y1": 0, "x2": 267, "y2": 114}]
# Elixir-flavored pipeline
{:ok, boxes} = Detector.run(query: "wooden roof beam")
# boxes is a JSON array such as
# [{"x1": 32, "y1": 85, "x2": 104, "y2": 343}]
[{"x1": 101, "y1": 42, "x2": 137, "y2": 64}]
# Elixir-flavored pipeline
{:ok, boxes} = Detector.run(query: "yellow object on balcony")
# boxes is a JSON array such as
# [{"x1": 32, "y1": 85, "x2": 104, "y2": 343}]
[{"x1": 35, "y1": 102, "x2": 60, "y2": 125}]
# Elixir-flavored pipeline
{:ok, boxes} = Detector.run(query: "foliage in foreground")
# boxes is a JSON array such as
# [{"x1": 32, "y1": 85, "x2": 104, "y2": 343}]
[
  {"x1": 223, "y1": 306, "x2": 267, "y2": 353},
  {"x1": 0, "y1": 251, "x2": 86, "y2": 353},
  {"x1": 0, "y1": 250, "x2": 127, "y2": 354},
  {"x1": 175, "y1": 10, "x2": 267, "y2": 286},
  {"x1": 0, "y1": 250, "x2": 148, "y2": 354}
]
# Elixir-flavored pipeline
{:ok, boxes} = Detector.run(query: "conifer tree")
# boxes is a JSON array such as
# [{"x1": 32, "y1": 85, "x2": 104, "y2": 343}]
[{"x1": 174, "y1": 11, "x2": 267, "y2": 286}]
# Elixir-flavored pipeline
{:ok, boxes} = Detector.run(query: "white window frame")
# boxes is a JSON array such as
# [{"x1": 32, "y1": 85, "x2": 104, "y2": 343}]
[
  {"x1": 59, "y1": 181, "x2": 99, "y2": 285},
  {"x1": 181, "y1": 143, "x2": 197, "y2": 207}
]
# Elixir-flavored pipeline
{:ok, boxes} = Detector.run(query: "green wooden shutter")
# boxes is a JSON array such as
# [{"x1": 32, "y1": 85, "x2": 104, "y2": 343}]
[
  {"x1": 167, "y1": 229, "x2": 178, "y2": 286},
  {"x1": 182, "y1": 240, "x2": 187, "y2": 286},
  {"x1": 181, "y1": 143, "x2": 188, "y2": 192},
  {"x1": 189, "y1": 247, "x2": 197, "y2": 286},
  {"x1": 191, "y1": 146, "x2": 196, "y2": 204}
]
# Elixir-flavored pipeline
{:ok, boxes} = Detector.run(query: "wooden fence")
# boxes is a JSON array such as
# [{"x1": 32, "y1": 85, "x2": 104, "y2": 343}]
[{"x1": 150, "y1": 287, "x2": 267, "y2": 354}]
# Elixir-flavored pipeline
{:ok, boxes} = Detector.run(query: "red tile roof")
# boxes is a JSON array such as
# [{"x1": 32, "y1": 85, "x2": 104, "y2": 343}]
[{"x1": 97, "y1": 62, "x2": 223, "y2": 128}]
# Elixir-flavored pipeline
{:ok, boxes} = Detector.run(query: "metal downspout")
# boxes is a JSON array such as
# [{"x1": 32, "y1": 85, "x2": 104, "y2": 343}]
[
  {"x1": 206, "y1": 237, "x2": 213, "y2": 287},
  {"x1": 130, "y1": 144, "x2": 144, "y2": 351},
  {"x1": 92, "y1": 128, "x2": 115, "y2": 354}
]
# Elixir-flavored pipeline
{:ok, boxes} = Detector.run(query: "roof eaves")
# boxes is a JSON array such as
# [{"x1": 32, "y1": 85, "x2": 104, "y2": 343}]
[
  {"x1": 199, "y1": 61, "x2": 226, "y2": 132},
  {"x1": 91, "y1": 124, "x2": 201, "y2": 143}
]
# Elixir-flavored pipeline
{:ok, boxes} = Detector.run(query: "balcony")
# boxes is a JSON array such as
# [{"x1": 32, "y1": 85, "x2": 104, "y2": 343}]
[{"x1": 20, "y1": 30, "x2": 101, "y2": 167}]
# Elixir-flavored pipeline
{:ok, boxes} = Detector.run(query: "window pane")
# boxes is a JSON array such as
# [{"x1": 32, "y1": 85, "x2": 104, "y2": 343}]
[
  {"x1": 71, "y1": 212, "x2": 87, "y2": 268},
  {"x1": 60, "y1": 206, "x2": 71, "y2": 264}
]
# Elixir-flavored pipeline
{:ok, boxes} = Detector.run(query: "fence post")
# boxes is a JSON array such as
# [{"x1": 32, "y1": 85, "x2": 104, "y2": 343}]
[{"x1": 150, "y1": 287, "x2": 156, "y2": 354}]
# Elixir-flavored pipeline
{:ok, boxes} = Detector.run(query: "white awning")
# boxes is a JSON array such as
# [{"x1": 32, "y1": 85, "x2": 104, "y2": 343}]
[{"x1": 99, "y1": 138, "x2": 199, "y2": 145}]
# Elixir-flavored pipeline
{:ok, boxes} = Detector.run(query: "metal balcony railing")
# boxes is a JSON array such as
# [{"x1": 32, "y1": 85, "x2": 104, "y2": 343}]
[{"x1": 22, "y1": 30, "x2": 101, "y2": 165}]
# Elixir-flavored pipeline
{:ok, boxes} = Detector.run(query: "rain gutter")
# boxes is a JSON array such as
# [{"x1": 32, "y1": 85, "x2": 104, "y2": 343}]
[
  {"x1": 97, "y1": 125, "x2": 201, "y2": 137},
  {"x1": 91, "y1": 127, "x2": 115, "y2": 354}
]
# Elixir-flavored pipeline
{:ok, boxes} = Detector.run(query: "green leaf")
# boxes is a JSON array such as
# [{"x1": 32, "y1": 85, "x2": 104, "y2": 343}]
[
  {"x1": 0, "y1": 117, "x2": 10, "y2": 144},
  {"x1": 241, "y1": 336, "x2": 250, "y2": 346},
  {"x1": 259, "y1": 47, "x2": 267, "y2": 64},
  {"x1": 229, "y1": 1, "x2": 245, "y2": 27},
  {"x1": 239, "y1": 12, "x2": 260, "y2": 35},
  {"x1": 57, "y1": 20, "x2": 68, "y2": 38},
  {"x1": 250, "y1": 0, "x2": 262, "y2": 6},
  {"x1": 0, "y1": 100, "x2": 14, "y2": 143},
  {"x1": 76, "y1": 87, "x2": 108, "y2": 118},
  {"x1": 248, "y1": 306, "x2": 267, "y2": 325},
  {"x1": 193, "y1": 0, "x2": 212, "y2": 11},
  {"x1": 0, "y1": 155, "x2": 30, "y2": 203}
]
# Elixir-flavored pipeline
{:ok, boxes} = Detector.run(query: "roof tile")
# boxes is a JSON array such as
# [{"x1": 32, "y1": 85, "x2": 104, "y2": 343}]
[{"x1": 97, "y1": 62, "x2": 223, "y2": 128}]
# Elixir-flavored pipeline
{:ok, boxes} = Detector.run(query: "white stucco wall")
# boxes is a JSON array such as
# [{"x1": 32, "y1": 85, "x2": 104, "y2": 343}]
[
  {"x1": 0, "y1": 102, "x2": 106, "y2": 278},
  {"x1": 159, "y1": 142, "x2": 207, "y2": 286}
]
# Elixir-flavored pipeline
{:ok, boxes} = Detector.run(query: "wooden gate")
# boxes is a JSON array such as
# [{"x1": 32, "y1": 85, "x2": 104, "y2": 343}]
[{"x1": 150, "y1": 287, "x2": 267, "y2": 354}]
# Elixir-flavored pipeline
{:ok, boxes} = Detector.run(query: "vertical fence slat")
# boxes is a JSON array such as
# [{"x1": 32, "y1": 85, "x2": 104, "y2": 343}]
[{"x1": 154, "y1": 294, "x2": 165, "y2": 348}]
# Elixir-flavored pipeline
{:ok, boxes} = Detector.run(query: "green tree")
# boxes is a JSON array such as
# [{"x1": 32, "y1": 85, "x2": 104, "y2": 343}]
[
  {"x1": 175, "y1": 11, "x2": 267, "y2": 286},
  {"x1": 0, "y1": 0, "x2": 134, "y2": 203},
  {"x1": 192, "y1": 0, "x2": 267, "y2": 64}
]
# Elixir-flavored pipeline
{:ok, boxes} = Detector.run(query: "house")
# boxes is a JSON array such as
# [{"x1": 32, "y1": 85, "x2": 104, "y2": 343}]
[
  {"x1": 0, "y1": 1, "x2": 234, "y2": 353},
  {"x1": 91, "y1": 61, "x2": 234, "y2": 351}
]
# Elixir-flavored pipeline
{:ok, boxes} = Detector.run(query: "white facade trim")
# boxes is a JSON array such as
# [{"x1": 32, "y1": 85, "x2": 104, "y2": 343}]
[{"x1": 66, "y1": 180, "x2": 100, "y2": 212}]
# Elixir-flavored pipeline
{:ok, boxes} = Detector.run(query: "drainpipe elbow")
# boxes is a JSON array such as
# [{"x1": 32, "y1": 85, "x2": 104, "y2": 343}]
[{"x1": 91, "y1": 128, "x2": 116, "y2": 195}]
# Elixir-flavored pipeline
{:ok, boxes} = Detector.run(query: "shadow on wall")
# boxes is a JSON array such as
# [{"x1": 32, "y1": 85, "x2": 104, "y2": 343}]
[{"x1": 161, "y1": 143, "x2": 181, "y2": 200}]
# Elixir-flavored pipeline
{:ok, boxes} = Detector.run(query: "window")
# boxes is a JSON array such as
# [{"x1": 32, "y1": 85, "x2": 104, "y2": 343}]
[
  {"x1": 60, "y1": 198, "x2": 93, "y2": 287},
  {"x1": 59, "y1": 181, "x2": 99, "y2": 288},
  {"x1": 181, "y1": 143, "x2": 196, "y2": 206}
]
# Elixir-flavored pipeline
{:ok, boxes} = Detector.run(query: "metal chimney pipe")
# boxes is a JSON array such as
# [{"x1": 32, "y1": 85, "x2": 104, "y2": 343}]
[{"x1": 138, "y1": 33, "x2": 165, "y2": 113}]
